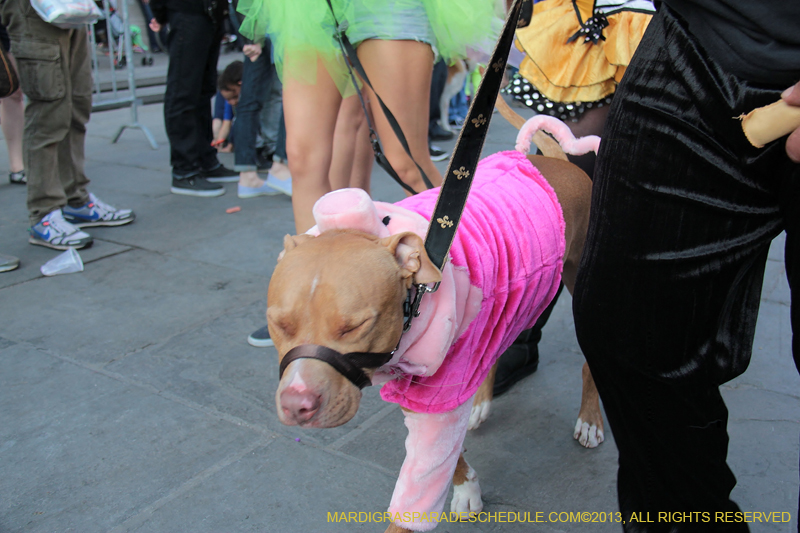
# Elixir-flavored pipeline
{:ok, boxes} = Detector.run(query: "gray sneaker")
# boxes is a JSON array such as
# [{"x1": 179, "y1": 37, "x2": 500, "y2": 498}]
[
  {"x1": 0, "y1": 253, "x2": 19, "y2": 272},
  {"x1": 29, "y1": 210, "x2": 93, "y2": 250}
]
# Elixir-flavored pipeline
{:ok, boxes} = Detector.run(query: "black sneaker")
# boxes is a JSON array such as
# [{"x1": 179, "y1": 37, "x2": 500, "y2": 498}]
[
  {"x1": 247, "y1": 325, "x2": 274, "y2": 347},
  {"x1": 429, "y1": 122, "x2": 455, "y2": 141},
  {"x1": 203, "y1": 164, "x2": 239, "y2": 183},
  {"x1": 429, "y1": 144, "x2": 449, "y2": 162},
  {"x1": 171, "y1": 174, "x2": 225, "y2": 197},
  {"x1": 9, "y1": 170, "x2": 26, "y2": 184}
]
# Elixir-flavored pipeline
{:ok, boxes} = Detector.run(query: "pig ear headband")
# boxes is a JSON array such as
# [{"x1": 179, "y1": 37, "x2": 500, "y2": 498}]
[
  {"x1": 312, "y1": 188, "x2": 391, "y2": 238},
  {"x1": 516, "y1": 115, "x2": 601, "y2": 156}
]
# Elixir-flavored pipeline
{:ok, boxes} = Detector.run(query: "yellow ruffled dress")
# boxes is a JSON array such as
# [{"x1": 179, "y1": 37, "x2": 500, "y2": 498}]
[{"x1": 508, "y1": 0, "x2": 653, "y2": 119}]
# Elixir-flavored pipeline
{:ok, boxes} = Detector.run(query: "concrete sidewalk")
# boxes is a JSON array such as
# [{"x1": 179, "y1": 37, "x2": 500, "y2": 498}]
[{"x1": 0, "y1": 90, "x2": 797, "y2": 531}]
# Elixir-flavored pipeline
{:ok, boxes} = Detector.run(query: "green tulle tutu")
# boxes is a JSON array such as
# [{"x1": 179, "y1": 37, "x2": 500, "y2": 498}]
[{"x1": 237, "y1": 0, "x2": 501, "y2": 94}]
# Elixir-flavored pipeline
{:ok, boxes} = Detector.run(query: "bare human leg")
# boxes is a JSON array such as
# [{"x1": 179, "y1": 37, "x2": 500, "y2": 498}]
[
  {"x1": 1, "y1": 53, "x2": 24, "y2": 176},
  {"x1": 329, "y1": 94, "x2": 374, "y2": 193},
  {"x1": 356, "y1": 39, "x2": 442, "y2": 194},
  {"x1": 282, "y1": 54, "x2": 342, "y2": 233}
]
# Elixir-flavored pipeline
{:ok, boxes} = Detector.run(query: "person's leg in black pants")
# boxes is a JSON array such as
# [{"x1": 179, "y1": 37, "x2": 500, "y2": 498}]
[
  {"x1": 573, "y1": 6, "x2": 799, "y2": 530},
  {"x1": 779, "y1": 142, "x2": 800, "y2": 529},
  {"x1": 196, "y1": 20, "x2": 224, "y2": 173},
  {"x1": 163, "y1": 11, "x2": 216, "y2": 177},
  {"x1": 428, "y1": 57, "x2": 452, "y2": 141},
  {"x1": 163, "y1": 11, "x2": 229, "y2": 195}
]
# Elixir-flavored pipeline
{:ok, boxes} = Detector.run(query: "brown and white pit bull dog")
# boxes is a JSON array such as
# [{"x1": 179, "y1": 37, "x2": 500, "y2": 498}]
[{"x1": 266, "y1": 101, "x2": 602, "y2": 532}]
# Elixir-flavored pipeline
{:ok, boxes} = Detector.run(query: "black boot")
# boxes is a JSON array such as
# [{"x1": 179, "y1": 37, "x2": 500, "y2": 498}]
[{"x1": 493, "y1": 283, "x2": 564, "y2": 396}]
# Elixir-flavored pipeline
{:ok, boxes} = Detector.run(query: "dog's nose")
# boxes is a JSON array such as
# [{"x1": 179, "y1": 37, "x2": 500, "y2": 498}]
[{"x1": 280, "y1": 388, "x2": 322, "y2": 424}]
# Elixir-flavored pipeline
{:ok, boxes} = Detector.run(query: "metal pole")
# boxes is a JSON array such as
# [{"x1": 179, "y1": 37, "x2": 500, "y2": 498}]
[
  {"x1": 112, "y1": 0, "x2": 158, "y2": 149},
  {"x1": 101, "y1": 0, "x2": 118, "y2": 96}
]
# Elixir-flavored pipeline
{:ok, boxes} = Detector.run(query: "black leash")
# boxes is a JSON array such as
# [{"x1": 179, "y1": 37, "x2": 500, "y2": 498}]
[
  {"x1": 326, "y1": 0, "x2": 434, "y2": 195},
  {"x1": 404, "y1": 0, "x2": 525, "y2": 324}
]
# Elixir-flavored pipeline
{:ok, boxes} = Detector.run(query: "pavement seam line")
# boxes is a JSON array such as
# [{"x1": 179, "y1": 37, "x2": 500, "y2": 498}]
[
  {"x1": 304, "y1": 441, "x2": 398, "y2": 478},
  {"x1": 40, "y1": 346, "x2": 274, "y2": 437},
  {"x1": 107, "y1": 436, "x2": 273, "y2": 533},
  {"x1": 328, "y1": 403, "x2": 399, "y2": 451}
]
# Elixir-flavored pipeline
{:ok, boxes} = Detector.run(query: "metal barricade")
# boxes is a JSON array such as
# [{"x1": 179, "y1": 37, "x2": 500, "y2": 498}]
[{"x1": 89, "y1": 0, "x2": 158, "y2": 149}]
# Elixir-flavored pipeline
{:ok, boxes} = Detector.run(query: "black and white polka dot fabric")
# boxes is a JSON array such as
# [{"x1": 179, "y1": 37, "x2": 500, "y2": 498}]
[{"x1": 503, "y1": 72, "x2": 613, "y2": 123}]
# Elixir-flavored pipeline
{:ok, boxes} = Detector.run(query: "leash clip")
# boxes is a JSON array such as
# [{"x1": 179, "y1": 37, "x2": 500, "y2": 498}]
[{"x1": 403, "y1": 282, "x2": 440, "y2": 332}]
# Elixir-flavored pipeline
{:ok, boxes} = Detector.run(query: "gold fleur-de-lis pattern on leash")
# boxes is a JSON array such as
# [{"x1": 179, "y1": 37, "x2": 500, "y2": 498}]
[
  {"x1": 472, "y1": 114, "x2": 487, "y2": 128},
  {"x1": 492, "y1": 60, "x2": 504, "y2": 73},
  {"x1": 453, "y1": 167, "x2": 470, "y2": 180},
  {"x1": 437, "y1": 216, "x2": 454, "y2": 228}
]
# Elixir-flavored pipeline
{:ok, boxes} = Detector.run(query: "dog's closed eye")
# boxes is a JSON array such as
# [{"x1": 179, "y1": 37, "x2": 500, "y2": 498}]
[
  {"x1": 337, "y1": 316, "x2": 375, "y2": 338},
  {"x1": 266, "y1": 310, "x2": 296, "y2": 339}
]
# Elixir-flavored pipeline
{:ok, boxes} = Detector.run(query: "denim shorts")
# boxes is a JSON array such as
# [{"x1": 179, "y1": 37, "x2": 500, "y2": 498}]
[{"x1": 345, "y1": 0, "x2": 435, "y2": 48}]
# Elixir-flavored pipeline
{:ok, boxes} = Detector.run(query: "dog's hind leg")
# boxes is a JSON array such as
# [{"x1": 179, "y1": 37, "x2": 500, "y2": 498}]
[
  {"x1": 468, "y1": 363, "x2": 497, "y2": 430},
  {"x1": 573, "y1": 362, "x2": 605, "y2": 448},
  {"x1": 451, "y1": 453, "x2": 483, "y2": 516},
  {"x1": 525, "y1": 155, "x2": 605, "y2": 449}
]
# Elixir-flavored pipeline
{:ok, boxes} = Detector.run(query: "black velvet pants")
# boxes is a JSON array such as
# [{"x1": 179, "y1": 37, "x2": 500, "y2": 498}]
[{"x1": 572, "y1": 6, "x2": 800, "y2": 532}]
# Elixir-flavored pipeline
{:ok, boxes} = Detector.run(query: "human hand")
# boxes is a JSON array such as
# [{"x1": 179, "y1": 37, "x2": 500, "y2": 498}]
[
  {"x1": 149, "y1": 18, "x2": 161, "y2": 33},
  {"x1": 782, "y1": 82, "x2": 800, "y2": 162},
  {"x1": 243, "y1": 43, "x2": 262, "y2": 61}
]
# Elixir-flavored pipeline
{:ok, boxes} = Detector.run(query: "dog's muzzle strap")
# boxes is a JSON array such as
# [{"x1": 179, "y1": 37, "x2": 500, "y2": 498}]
[{"x1": 279, "y1": 345, "x2": 394, "y2": 390}]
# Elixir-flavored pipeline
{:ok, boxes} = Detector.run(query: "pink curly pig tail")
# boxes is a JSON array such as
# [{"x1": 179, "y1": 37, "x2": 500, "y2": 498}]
[{"x1": 515, "y1": 115, "x2": 601, "y2": 156}]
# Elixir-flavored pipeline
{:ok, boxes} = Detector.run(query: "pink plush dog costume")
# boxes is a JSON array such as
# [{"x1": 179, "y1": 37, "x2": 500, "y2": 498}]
[
  {"x1": 267, "y1": 115, "x2": 601, "y2": 532},
  {"x1": 313, "y1": 151, "x2": 564, "y2": 413}
]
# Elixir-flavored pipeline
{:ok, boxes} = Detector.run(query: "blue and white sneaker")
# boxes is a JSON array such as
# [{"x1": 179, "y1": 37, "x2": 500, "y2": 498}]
[
  {"x1": 62, "y1": 193, "x2": 135, "y2": 227},
  {"x1": 265, "y1": 174, "x2": 292, "y2": 197},
  {"x1": 29, "y1": 209, "x2": 93, "y2": 250}
]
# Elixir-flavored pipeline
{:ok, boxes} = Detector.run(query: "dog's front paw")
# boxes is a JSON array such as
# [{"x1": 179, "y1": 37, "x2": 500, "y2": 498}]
[
  {"x1": 451, "y1": 465, "x2": 483, "y2": 516},
  {"x1": 573, "y1": 417, "x2": 605, "y2": 448},
  {"x1": 468, "y1": 400, "x2": 491, "y2": 430}
]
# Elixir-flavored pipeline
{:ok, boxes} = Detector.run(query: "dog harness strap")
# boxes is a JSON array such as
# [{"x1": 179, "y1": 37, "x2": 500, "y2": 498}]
[
  {"x1": 424, "y1": 0, "x2": 525, "y2": 271},
  {"x1": 280, "y1": 344, "x2": 394, "y2": 390}
]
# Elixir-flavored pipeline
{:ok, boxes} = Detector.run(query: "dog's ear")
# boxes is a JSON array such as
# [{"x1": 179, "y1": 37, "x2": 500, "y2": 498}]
[
  {"x1": 279, "y1": 234, "x2": 314, "y2": 261},
  {"x1": 379, "y1": 232, "x2": 442, "y2": 285}
]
